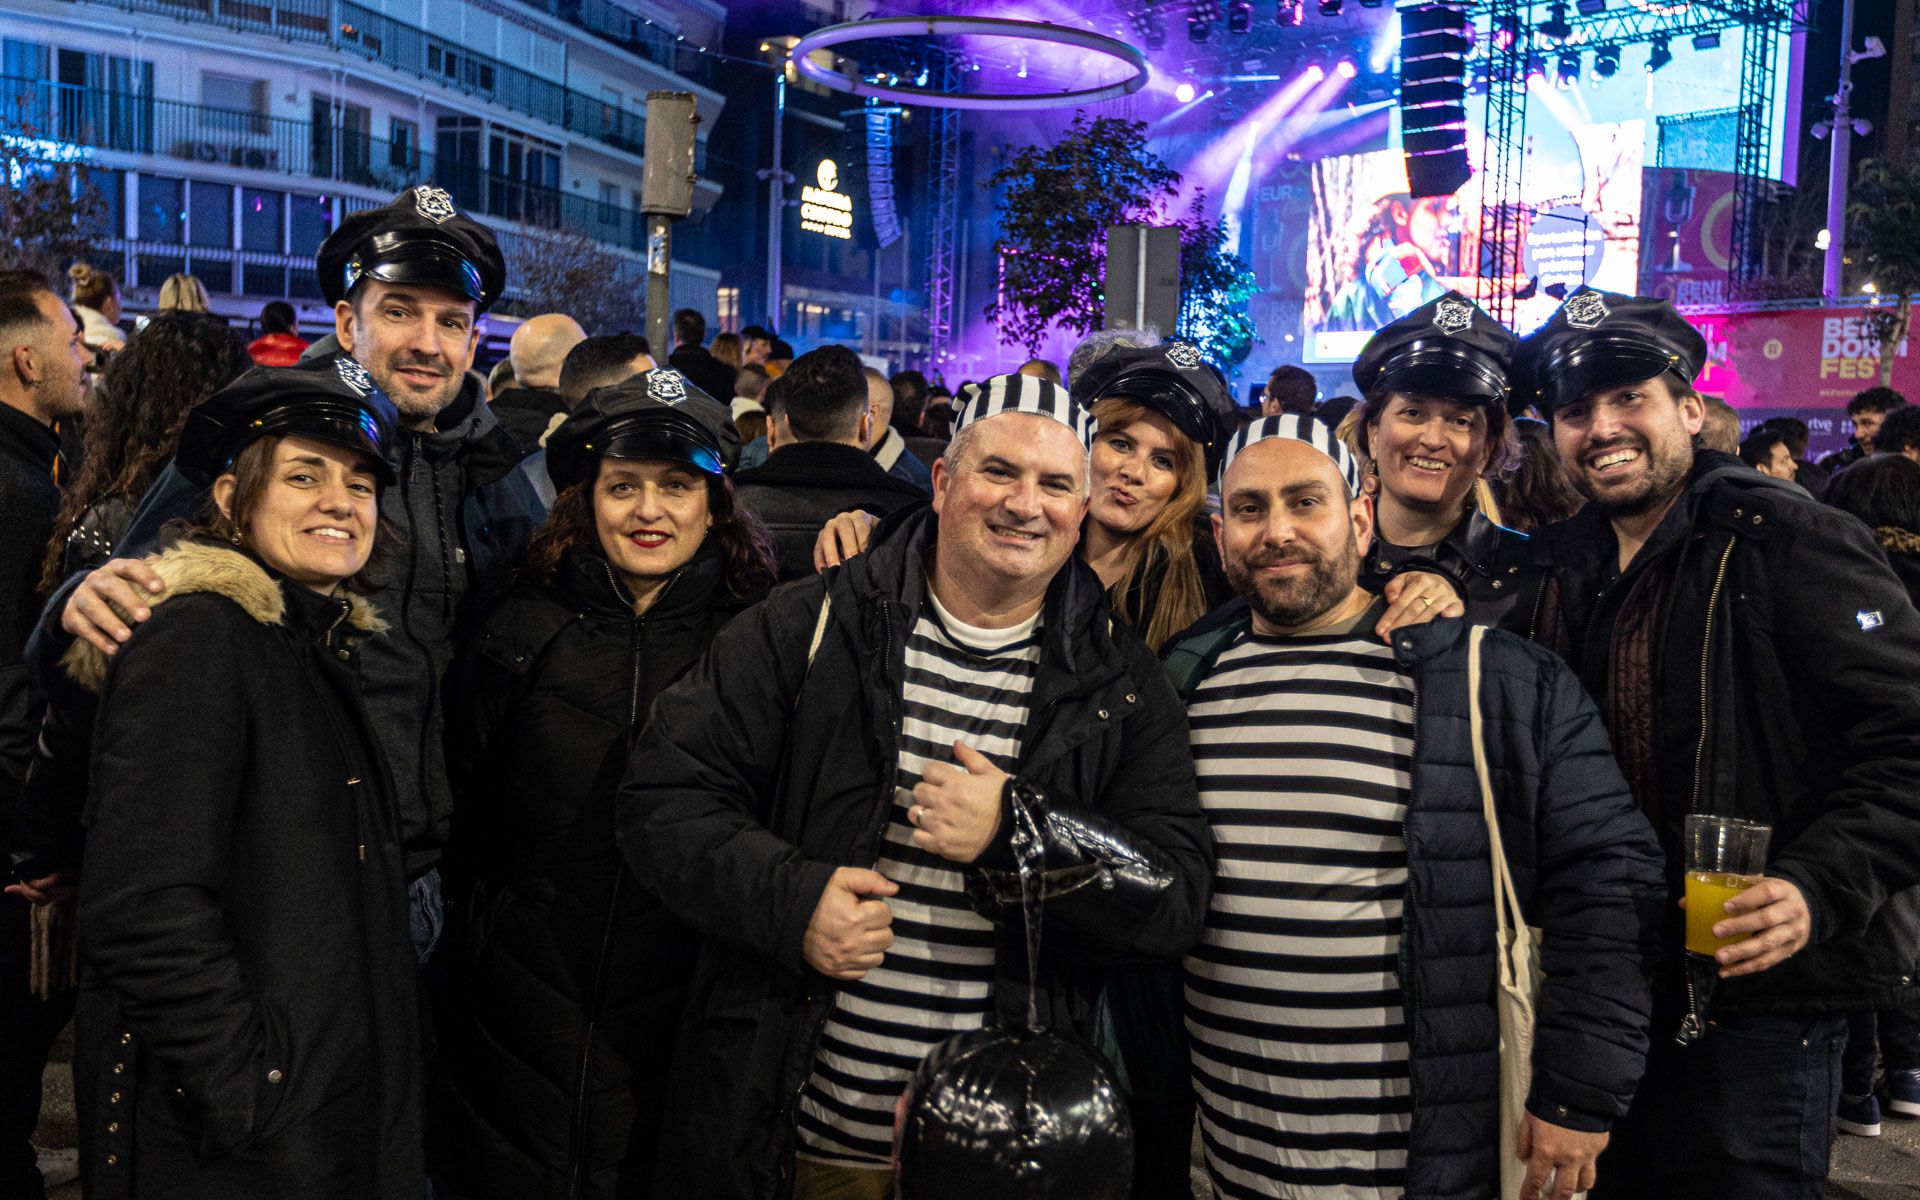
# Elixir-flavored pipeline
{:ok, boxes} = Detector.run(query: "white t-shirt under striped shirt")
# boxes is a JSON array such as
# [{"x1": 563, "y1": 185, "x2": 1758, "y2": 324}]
[
  {"x1": 794, "y1": 593, "x2": 1042, "y2": 1167},
  {"x1": 1183, "y1": 626, "x2": 1416, "y2": 1200}
]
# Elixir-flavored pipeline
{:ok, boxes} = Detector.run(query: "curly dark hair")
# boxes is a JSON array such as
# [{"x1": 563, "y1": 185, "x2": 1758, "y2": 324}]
[
  {"x1": 1490, "y1": 417, "x2": 1585, "y2": 533},
  {"x1": 521, "y1": 461, "x2": 777, "y2": 600},
  {"x1": 40, "y1": 312, "x2": 251, "y2": 591}
]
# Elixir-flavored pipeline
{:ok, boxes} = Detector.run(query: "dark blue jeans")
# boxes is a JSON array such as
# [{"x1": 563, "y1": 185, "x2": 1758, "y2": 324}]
[
  {"x1": 409, "y1": 866, "x2": 444, "y2": 965},
  {"x1": 1592, "y1": 1006, "x2": 1845, "y2": 1200}
]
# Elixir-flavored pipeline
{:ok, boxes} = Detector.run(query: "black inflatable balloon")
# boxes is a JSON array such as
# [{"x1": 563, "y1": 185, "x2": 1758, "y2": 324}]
[{"x1": 897, "y1": 1027, "x2": 1134, "y2": 1200}]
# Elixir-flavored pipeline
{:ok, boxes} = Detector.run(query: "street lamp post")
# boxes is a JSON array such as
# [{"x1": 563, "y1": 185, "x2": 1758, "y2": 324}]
[{"x1": 1819, "y1": 0, "x2": 1886, "y2": 300}]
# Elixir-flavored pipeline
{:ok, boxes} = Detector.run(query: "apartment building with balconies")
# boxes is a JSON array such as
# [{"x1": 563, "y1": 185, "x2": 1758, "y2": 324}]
[{"x1": 0, "y1": 0, "x2": 728, "y2": 330}]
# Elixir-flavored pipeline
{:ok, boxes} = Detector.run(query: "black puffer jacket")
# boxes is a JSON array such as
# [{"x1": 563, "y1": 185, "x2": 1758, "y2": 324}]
[
  {"x1": 69, "y1": 542, "x2": 421, "y2": 1200},
  {"x1": 431, "y1": 546, "x2": 761, "y2": 1199},
  {"x1": 616, "y1": 506, "x2": 1213, "y2": 1200},
  {"x1": 1160, "y1": 606, "x2": 1665, "y2": 1200},
  {"x1": 1531, "y1": 450, "x2": 1920, "y2": 1015}
]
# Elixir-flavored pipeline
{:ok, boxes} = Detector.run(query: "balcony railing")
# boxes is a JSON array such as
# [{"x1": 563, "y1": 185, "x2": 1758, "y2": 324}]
[
  {"x1": 0, "y1": 75, "x2": 718, "y2": 258},
  {"x1": 84, "y1": 0, "x2": 709, "y2": 159}
]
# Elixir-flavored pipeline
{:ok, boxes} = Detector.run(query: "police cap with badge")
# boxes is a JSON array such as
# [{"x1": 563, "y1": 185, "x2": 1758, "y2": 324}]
[
  {"x1": 545, "y1": 368, "x2": 737, "y2": 491},
  {"x1": 1513, "y1": 287, "x2": 1707, "y2": 413},
  {"x1": 1352, "y1": 290, "x2": 1517, "y2": 411},
  {"x1": 1070, "y1": 341, "x2": 1237, "y2": 471},
  {"x1": 316, "y1": 185, "x2": 507, "y2": 312},
  {"x1": 176, "y1": 353, "x2": 399, "y2": 486}
]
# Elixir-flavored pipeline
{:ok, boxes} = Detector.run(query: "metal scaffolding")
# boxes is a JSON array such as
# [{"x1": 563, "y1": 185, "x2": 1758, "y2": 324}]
[
  {"x1": 1474, "y1": 0, "x2": 1529, "y2": 327},
  {"x1": 925, "y1": 54, "x2": 963, "y2": 377}
]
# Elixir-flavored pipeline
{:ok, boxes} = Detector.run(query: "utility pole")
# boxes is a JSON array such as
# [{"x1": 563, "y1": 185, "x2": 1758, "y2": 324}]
[
  {"x1": 1820, "y1": 0, "x2": 1886, "y2": 300},
  {"x1": 764, "y1": 69, "x2": 789, "y2": 332},
  {"x1": 640, "y1": 92, "x2": 698, "y2": 355}
]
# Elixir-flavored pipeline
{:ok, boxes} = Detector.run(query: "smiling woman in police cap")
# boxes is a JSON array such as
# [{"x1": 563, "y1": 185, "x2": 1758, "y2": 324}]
[
  {"x1": 1346, "y1": 289, "x2": 1544, "y2": 629},
  {"x1": 316, "y1": 184, "x2": 507, "y2": 426},
  {"x1": 65, "y1": 354, "x2": 432, "y2": 1198},
  {"x1": 429, "y1": 365, "x2": 778, "y2": 1199}
]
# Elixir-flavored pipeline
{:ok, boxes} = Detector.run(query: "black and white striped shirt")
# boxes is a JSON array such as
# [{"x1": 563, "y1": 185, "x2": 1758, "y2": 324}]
[
  {"x1": 794, "y1": 596, "x2": 1042, "y2": 1167},
  {"x1": 1183, "y1": 628, "x2": 1416, "y2": 1200}
]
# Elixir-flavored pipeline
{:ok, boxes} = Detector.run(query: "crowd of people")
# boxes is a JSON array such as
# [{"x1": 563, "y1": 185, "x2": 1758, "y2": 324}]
[{"x1": 1, "y1": 183, "x2": 1918, "y2": 1200}]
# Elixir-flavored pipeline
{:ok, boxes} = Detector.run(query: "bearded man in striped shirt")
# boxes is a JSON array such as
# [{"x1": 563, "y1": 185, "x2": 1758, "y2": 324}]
[
  {"x1": 1159, "y1": 416, "x2": 1665, "y2": 1200},
  {"x1": 617, "y1": 374, "x2": 1213, "y2": 1200}
]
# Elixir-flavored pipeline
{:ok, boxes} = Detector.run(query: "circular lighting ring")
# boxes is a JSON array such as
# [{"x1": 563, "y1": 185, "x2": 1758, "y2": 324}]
[{"x1": 789, "y1": 17, "x2": 1150, "y2": 111}]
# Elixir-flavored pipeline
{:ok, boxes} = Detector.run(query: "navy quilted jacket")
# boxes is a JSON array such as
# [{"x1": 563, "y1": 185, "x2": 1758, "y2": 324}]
[{"x1": 1163, "y1": 606, "x2": 1666, "y2": 1200}]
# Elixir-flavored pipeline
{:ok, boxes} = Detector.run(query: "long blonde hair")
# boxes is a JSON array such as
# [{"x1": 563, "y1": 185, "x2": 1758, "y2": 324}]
[{"x1": 1090, "y1": 397, "x2": 1210, "y2": 652}]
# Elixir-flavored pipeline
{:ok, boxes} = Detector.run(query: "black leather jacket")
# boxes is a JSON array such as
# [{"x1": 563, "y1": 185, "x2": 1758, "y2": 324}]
[{"x1": 1361, "y1": 507, "x2": 1544, "y2": 632}]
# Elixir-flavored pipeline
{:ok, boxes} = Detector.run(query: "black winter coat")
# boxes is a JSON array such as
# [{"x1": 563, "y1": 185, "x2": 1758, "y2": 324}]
[
  {"x1": 27, "y1": 374, "x2": 546, "y2": 874},
  {"x1": 490, "y1": 385, "x2": 568, "y2": 454},
  {"x1": 0, "y1": 401, "x2": 61, "y2": 826},
  {"x1": 1531, "y1": 450, "x2": 1920, "y2": 1015},
  {"x1": 1159, "y1": 607, "x2": 1666, "y2": 1200},
  {"x1": 432, "y1": 546, "x2": 762, "y2": 1199},
  {"x1": 733, "y1": 441, "x2": 929, "y2": 581},
  {"x1": 616, "y1": 507, "x2": 1213, "y2": 1200},
  {"x1": 68, "y1": 542, "x2": 422, "y2": 1200}
]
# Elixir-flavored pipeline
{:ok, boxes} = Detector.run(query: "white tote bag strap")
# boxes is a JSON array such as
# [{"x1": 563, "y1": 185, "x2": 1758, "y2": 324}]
[
  {"x1": 806, "y1": 594, "x2": 832, "y2": 669},
  {"x1": 1469, "y1": 626, "x2": 1533, "y2": 986}
]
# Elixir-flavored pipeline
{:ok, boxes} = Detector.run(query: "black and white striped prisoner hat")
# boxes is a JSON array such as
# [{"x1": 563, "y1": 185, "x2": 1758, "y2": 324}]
[
  {"x1": 953, "y1": 373, "x2": 1095, "y2": 450},
  {"x1": 1221, "y1": 414, "x2": 1364, "y2": 496}
]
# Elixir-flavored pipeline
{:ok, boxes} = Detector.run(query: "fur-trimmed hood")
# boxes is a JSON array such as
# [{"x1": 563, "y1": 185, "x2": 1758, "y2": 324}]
[{"x1": 61, "y1": 540, "x2": 385, "y2": 694}]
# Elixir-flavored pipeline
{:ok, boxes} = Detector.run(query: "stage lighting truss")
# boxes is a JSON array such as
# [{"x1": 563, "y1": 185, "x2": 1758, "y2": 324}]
[
  {"x1": 1189, "y1": 0, "x2": 1221, "y2": 42},
  {"x1": 1538, "y1": 1, "x2": 1574, "y2": 42},
  {"x1": 1130, "y1": 2, "x2": 1168, "y2": 51},
  {"x1": 788, "y1": 17, "x2": 1150, "y2": 110}
]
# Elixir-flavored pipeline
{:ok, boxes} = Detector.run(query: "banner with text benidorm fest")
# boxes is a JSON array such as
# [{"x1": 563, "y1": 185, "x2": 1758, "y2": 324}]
[{"x1": 1685, "y1": 307, "x2": 1915, "y2": 459}]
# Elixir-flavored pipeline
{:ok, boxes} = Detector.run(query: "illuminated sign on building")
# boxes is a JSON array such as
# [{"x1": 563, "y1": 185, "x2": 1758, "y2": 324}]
[{"x1": 800, "y1": 157, "x2": 853, "y2": 240}]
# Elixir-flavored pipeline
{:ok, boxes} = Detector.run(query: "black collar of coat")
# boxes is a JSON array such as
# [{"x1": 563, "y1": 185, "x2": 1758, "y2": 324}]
[
  {"x1": 0, "y1": 398, "x2": 60, "y2": 476},
  {"x1": 844, "y1": 505, "x2": 1121, "y2": 681},
  {"x1": 735, "y1": 440, "x2": 928, "y2": 497},
  {"x1": 559, "y1": 541, "x2": 734, "y2": 622}
]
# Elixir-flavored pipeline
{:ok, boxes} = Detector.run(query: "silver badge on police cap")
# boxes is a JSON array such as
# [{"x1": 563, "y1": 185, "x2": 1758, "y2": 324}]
[
  {"x1": 1432, "y1": 296, "x2": 1474, "y2": 334},
  {"x1": 413, "y1": 185, "x2": 457, "y2": 225},
  {"x1": 1564, "y1": 291, "x2": 1610, "y2": 330},
  {"x1": 1166, "y1": 342, "x2": 1203, "y2": 371},
  {"x1": 335, "y1": 356, "x2": 374, "y2": 396},
  {"x1": 648, "y1": 369, "x2": 688, "y2": 405}
]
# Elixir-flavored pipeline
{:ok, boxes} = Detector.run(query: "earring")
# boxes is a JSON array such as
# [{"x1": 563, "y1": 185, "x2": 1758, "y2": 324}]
[{"x1": 230, "y1": 530, "x2": 243, "y2": 546}]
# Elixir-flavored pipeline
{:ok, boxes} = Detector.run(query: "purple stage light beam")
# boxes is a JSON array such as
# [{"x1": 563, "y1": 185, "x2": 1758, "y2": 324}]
[{"x1": 1173, "y1": 66, "x2": 1325, "y2": 212}]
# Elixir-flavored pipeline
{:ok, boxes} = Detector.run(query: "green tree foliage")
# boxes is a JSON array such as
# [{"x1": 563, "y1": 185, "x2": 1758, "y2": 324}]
[
  {"x1": 1848, "y1": 157, "x2": 1920, "y2": 386},
  {"x1": 988, "y1": 113, "x2": 1258, "y2": 369},
  {"x1": 1174, "y1": 205, "x2": 1259, "y2": 369},
  {"x1": 987, "y1": 114, "x2": 1178, "y2": 356}
]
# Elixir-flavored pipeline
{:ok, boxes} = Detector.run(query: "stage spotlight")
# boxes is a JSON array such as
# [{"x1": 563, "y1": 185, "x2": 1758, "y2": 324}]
[
  {"x1": 1189, "y1": 5, "x2": 1213, "y2": 42},
  {"x1": 1693, "y1": 32, "x2": 1721, "y2": 50},
  {"x1": 1228, "y1": 0, "x2": 1253, "y2": 33},
  {"x1": 1318, "y1": 0, "x2": 1343, "y2": 15},
  {"x1": 1175, "y1": 81, "x2": 1198, "y2": 103},
  {"x1": 1555, "y1": 53, "x2": 1580, "y2": 88},
  {"x1": 1304, "y1": 63, "x2": 1326, "y2": 82},
  {"x1": 1335, "y1": 59, "x2": 1358, "y2": 78},
  {"x1": 1277, "y1": 0, "x2": 1304, "y2": 25},
  {"x1": 1575, "y1": 0, "x2": 1606, "y2": 13},
  {"x1": 1647, "y1": 38, "x2": 1672, "y2": 72},
  {"x1": 1539, "y1": 1, "x2": 1573, "y2": 43},
  {"x1": 1130, "y1": 6, "x2": 1168, "y2": 50},
  {"x1": 1593, "y1": 45, "x2": 1620, "y2": 77},
  {"x1": 1359, "y1": 0, "x2": 1385, "y2": 7}
]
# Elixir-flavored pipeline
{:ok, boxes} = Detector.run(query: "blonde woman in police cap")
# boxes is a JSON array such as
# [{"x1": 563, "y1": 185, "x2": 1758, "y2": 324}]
[{"x1": 68, "y1": 356, "x2": 426, "y2": 1199}]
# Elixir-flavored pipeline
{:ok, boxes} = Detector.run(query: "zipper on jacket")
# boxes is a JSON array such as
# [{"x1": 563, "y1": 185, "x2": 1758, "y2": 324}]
[
  {"x1": 1677, "y1": 534, "x2": 1737, "y2": 1046},
  {"x1": 565, "y1": 567, "x2": 675, "y2": 1197}
]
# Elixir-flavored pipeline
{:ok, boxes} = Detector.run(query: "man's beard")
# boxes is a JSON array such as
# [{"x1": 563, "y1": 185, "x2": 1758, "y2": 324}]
[
  {"x1": 371, "y1": 355, "x2": 459, "y2": 422},
  {"x1": 1225, "y1": 535, "x2": 1361, "y2": 630},
  {"x1": 1579, "y1": 436, "x2": 1693, "y2": 518}
]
